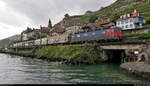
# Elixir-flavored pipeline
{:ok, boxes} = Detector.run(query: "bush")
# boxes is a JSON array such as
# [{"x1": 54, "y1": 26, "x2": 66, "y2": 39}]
[
  {"x1": 73, "y1": 43, "x2": 101, "y2": 64},
  {"x1": 146, "y1": 17, "x2": 150, "y2": 24},
  {"x1": 89, "y1": 16, "x2": 98, "y2": 23},
  {"x1": 15, "y1": 43, "x2": 102, "y2": 64}
]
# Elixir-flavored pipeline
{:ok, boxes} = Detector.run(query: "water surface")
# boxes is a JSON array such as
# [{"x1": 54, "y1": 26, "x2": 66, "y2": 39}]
[{"x1": 0, "y1": 53, "x2": 149, "y2": 84}]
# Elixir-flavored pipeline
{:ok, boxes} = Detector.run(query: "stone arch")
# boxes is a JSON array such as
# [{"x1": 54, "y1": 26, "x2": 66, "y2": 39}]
[{"x1": 137, "y1": 52, "x2": 149, "y2": 62}]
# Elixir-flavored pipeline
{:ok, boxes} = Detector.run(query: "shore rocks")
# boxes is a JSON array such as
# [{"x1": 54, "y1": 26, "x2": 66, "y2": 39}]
[
  {"x1": 0, "y1": 51, "x2": 95, "y2": 65},
  {"x1": 120, "y1": 62, "x2": 150, "y2": 80}
]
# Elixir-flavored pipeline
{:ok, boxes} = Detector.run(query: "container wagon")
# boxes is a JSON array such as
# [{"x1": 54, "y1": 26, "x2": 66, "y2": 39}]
[
  {"x1": 41, "y1": 38, "x2": 48, "y2": 45},
  {"x1": 35, "y1": 39, "x2": 41, "y2": 46}
]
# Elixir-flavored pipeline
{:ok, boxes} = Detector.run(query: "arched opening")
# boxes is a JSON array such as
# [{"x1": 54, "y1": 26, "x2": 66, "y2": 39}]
[
  {"x1": 138, "y1": 52, "x2": 149, "y2": 62},
  {"x1": 105, "y1": 50, "x2": 126, "y2": 64},
  {"x1": 141, "y1": 55, "x2": 146, "y2": 61}
]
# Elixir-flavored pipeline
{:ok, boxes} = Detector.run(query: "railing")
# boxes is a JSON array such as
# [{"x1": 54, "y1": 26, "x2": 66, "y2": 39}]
[{"x1": 121, "y1": 56, "x2": 138, "y2": 64}]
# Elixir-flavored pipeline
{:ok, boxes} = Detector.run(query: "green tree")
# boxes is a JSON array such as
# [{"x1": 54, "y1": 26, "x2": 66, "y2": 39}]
[
  {"x1": 112, "y1": 13, "x2": 120, "y2": 21},
  {"x1": 89, "y1": 16, "x2": 98, "y2": 23},
  {"x1": 48, "y1": 19, "x2": 52, "y2": 28},
  {"x1": 146, "y1": 17, "x2": 150, "y2": 24},
  {"x1": 64, "y1": 13, "x2": 70, "y2": 18}
]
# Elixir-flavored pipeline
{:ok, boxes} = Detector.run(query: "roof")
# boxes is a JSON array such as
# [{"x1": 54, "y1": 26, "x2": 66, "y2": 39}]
[
  {"x1": 116, "y1": 16, "x2": 144, "y2": 22},
  {"x1": 41, "y1": 27, "x2": 51, "y2": 31},
  {"x1": 22, "y1": 28, "x2": 33, "y2": 34},
  {"x1": 116, "y1": 10, "x2": 145, "y2": 22}
]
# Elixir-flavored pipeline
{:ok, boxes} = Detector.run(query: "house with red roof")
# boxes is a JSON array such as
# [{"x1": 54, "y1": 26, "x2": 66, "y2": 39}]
[{"x1": 40, "y1": 26, "x2": 51, "y2": 33}]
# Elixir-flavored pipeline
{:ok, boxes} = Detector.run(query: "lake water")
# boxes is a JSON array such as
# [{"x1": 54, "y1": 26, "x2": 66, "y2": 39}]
[{"x1": 0, "y1": 53, "x2": 149, "y2": 84}]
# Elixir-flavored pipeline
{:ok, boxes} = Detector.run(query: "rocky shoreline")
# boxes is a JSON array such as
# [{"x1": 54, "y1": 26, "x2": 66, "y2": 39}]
[
  {"x1": 0, "y1": 51, "x2": 94, "y2": 65},
  {"x1": 120, "y1": 62, "x2": 150, "y2": 80}
]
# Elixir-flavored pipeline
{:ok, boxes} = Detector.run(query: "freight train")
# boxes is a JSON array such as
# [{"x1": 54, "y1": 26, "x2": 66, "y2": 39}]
[{"x1": 10, "y1": 27, "x2": 123, "y2": 48}]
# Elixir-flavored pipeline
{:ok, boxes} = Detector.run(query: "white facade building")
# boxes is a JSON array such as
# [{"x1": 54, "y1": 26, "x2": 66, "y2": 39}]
[
  {"x1": 22, "y1": 33, "x2": 28, "y2": 41},
  {"x1": 116, "y1": 18, "x2": 136, "y2": 30},
  {"x1": 116, "y1": 10, "x2": 145, "y2": 30},
  {"x1": 65, "y1": 26, "x2": 83, "y2": 34}
]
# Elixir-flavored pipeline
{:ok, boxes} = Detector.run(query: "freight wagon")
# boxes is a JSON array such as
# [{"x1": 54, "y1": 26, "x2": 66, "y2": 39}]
[
  {"x1": 11, "y1": 27, "x2": 123, "y2": 48},
  {"x1": 17, "y1": 42, "x2": 23, "y2": 47},
  {"x1": 41, "y1": 38, "x2": 48, "y2": 45},
  {"x1": 35, "y1": 39, "x2": 41, "y2": 46},
  {"x1": 28, "y1": 40, "x2": 34, "y2": 46},
  {"x1": 24, "y1": 41, "x2": 29, "y2": 47},
  {"x1": 48, "y1": 36, "x2": 55, "y2": 45},
  {"x1": 48, "y1": 34, "x2": 69, "y2": 45},
  {"x1": 57, "y1": 34, "x2": 69, "y2": 44}
]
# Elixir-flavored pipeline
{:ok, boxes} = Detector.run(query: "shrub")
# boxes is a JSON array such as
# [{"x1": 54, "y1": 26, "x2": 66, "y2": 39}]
[
  {"x1": 89, "y1": 16, "x2": 98, "y2": 23},
  {"x1": 73, "y1": 43, "x2": 101, "y2": 64}
]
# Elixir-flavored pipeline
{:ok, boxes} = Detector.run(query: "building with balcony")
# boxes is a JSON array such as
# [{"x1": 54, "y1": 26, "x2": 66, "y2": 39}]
[{"x1": 116, "y1": 10, "x2": 145, "y2": 30}]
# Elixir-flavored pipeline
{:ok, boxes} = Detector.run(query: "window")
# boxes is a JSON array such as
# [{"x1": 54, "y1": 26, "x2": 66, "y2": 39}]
[
  {"x1": 92, "y1": 32, "x2": 96, "y2": 35},
  {"x1": 102, "y1": 31, "x2": 106, "y2": 34},
  {"x1": 117, "y1": 22, "x2": 120, "y2": 25},
  {"x1": 121, "y1": 20, "x2": 124, "y2": 24},
  {"x1": 84, "y1": 33, "x2": 88, "y2": 36},
  {"x1": 130, "y1": 19, "x2": 133, "y2": 22},
  {"x1": 77, "y1": 34, "x2": 80, "y2": 37},
  {"x1": 126, "y1": 25, "x2": 128, "y2": 28},
  {"x1": 130, "y1": 24, "x2": 133, "y2": 27},
  {"x1": 125, "y1": 20, "x2": 128, "y2": 23},
  {"x1": 122, "y1": 26, "x2": 124, "y2": 28}
]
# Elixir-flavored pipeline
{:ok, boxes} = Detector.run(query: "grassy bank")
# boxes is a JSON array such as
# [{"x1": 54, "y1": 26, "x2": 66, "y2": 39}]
[
  {"x1": 124, "y1": 29, "x2": 150, "y2": 41},
  {"x1": 15, "y1": 43, "x2": 102, "y2": 64}
]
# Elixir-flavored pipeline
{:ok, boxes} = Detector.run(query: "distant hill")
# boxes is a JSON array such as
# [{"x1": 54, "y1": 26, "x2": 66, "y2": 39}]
[
  {"x1": 0, "y1": 35, "x2": 21, "y2": 48},
  {"x1": 54, "y1": 0, "x2": 150, "y2": 27}
]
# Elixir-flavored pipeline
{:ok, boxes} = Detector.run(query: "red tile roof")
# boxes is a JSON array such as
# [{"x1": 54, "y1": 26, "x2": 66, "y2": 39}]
[
  {"x1": 41, "y1": 27, "x2": 51, "y2": 31},
  {"x1": 116, "y1": 10, "x2": 144, "y2": 21}
]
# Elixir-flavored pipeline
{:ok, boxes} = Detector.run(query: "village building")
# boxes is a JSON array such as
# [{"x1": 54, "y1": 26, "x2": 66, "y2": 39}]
[
  {"x1": 40, "y1": 26, "x2": 51, "y2": 34},
  {"x1": 116, "y1": 10, "x2": 145, "y2": 30},
  {"x1": 65, "y1": 26, "x2": 84, "y2": 34},
  {"x1": 21, "y1": 27, "x2": 40, "y2": 41}
]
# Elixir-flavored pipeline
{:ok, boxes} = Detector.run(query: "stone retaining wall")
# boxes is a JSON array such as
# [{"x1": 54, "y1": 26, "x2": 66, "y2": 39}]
[{"x1": 120, "y1": 62, "x2": 150, "y2": 80}]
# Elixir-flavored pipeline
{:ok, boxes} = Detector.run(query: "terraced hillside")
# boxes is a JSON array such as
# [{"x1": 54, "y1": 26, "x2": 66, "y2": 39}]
[{"x1": 55, "y1": 0, "x2": 150, "y2": 26}]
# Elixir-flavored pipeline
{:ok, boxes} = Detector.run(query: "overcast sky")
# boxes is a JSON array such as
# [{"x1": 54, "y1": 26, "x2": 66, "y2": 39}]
[{"x1": 0, "y1": 0, "x2": 116, "y2": 40}]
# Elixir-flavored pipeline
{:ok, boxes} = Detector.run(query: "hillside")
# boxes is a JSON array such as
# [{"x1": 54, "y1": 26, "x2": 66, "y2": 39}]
[
  {"x1": 54, "y1": 0, "x2": 150, "y2": 27},
  {"x1": 0, "y1": 35, "x2": 21, "y2": 48}
]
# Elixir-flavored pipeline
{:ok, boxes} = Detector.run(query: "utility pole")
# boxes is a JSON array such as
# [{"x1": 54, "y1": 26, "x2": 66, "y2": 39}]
[{"x1": 40, "y1": 25, "x2": 42, "y2": 46}]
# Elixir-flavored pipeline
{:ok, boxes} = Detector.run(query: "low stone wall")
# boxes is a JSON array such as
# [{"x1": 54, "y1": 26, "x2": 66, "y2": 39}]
[
  {"x1": 120, "y1": 62, "x2": 150, "y2": 80},
  {"x1": 123, "y1": 25, "x2": 150, "y2": 34}
]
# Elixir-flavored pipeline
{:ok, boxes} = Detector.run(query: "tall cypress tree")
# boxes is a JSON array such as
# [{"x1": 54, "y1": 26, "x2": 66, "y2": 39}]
[{"x1": 48, "y1": 19, "x2": 52, "y2": 28}]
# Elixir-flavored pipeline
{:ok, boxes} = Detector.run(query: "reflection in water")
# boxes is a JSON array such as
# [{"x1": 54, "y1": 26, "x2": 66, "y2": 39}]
[{"x1": 0, "y1": 53, "x2": 149, "y2": 84}]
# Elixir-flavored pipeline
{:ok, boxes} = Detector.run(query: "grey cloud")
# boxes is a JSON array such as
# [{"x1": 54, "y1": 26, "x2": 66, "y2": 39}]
[
  {"x1": 3, "y1": 0, "x2": 116, "y2": 26},
  {"x1": 0, "y1": 0, "x2": 116, "y2": 39}
]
